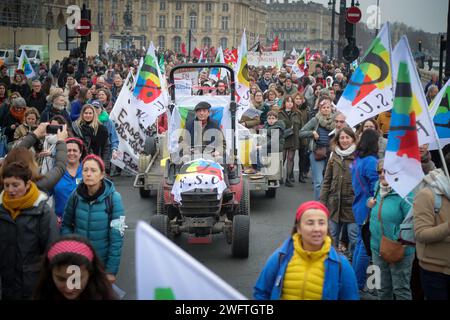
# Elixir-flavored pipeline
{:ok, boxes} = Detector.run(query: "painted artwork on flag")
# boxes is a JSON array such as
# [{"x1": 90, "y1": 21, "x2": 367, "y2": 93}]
[
  {"x1": 337, "y1": 23, "x2": 393, "y2": 128},
  {"x1": 134, "y1": 50, "x2": 162, "y2": 104},
  {"x1": 428, "y1": 79, "x2": 450, "y2": 150}
]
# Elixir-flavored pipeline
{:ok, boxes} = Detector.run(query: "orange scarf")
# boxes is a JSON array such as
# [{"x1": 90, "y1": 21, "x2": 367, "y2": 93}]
[{"x1": 2, "y1": 182, "x2": 40, "y2": 220}]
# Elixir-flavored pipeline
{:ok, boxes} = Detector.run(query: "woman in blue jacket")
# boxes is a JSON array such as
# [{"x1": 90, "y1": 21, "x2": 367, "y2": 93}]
[
  {"x1": 254, "y1": 201, "x2": 359, "y2": 300},
  {"x1": 367, "y1": 159, "x2": 415, "y2": 300},
  {"x1": 350, "y1": 129, "x2": 380, "y2": 291},
  {"x1": 61, "y1": 154, "x2": 126, "y2": 282}
]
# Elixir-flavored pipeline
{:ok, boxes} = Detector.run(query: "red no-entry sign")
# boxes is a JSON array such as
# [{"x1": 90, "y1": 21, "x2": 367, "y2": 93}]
[
  {"x1": 346, "y1": 6, "x2": 362, "y2": 24},
  {"x1": 76, "y1": 19, "x2": 92, "y2": 36}
]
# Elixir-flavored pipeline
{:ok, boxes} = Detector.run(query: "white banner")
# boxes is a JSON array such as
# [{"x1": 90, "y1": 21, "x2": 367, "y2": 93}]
[
  {"x1": 174, "y1": 79, "x2": 192, "y2": 97},
  {"x1": 173, "y1": 69, "x2": 199, "y2": 87},
  {"x1": 248, "y1": 51, "x2": 284, "y2": 68},
  {"x1": 136, "y1": 221, "x2": 247, "y2": 300}
]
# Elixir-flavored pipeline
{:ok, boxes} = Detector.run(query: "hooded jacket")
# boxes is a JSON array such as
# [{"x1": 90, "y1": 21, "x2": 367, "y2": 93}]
[
  {"x1": 0, "y1": 190, "x2": 58, "y2": 299},
  {"x1": 413, "y1": 169, "x2": 450, "y2": 275},
  {"x1": 61, "y1": 179, "x2": 125, "y2": 275}
]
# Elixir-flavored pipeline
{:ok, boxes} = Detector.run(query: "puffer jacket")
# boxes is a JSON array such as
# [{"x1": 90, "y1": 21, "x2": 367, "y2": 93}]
[
  {"x1": 320, "y1": 151, "x2": 356, "y2": 223},
  {"x1": 61, "y1": 179, "x2": 125, "y2": 275},
  {"x1": 278, "y1": 109, "x2": 301, "y2": 150},
  {"x1": 253, "y1": 236, "x2": 359, "y2": 300},
  {"x1": 369, "y1": 182, "x2": 415, "y2": 257},
  {"x1": 0, "y1": 191, "x2": 58, "y2": 300}
]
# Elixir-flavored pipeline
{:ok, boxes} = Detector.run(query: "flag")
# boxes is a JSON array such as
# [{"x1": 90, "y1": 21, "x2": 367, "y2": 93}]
[
  {"x1": 336, "y1": 23, "x2": 394, "y2": 128},
  {"x1": 250, "y1": 35, "x2": 261, "y2": 53},
  {"x1": 159, "y1": 54, "x2": 165, "y2": 75},
  {"x1": 136, "y1": 221, "x2": 247, "y2": 300},
  {"x1": 384, "y1": 36, "x2": 430, "y2": 198},
  {"x1": 224, "y1": 48, "x2": 238, "y2": 65},
  {"x1": 198, "y1": 50, "x2": 204, "y2": 63},
  {"x1": 132, "y1": 42, "x2": 168, "y2": 128},
  {"x1": 391, "y1": 36, "x2": 436, "y2": 146},
  {"x1": 17, "y1": 50, "x2": 35, "y2": 79},
  {"x1": 271, "y1": 36, "x2": 279, "y2": 51},
  {"x1": 193, "y1": 47, "x2": 201, "y2": 59},
  {"x1": 290, "y1": 47, "x2": 309, "y2": 79},
  {"x1": 181, "y1": 42, "x2": 187, "y2": 56},
  {"x1": 291, "y1": 48, "x2": 298, "y2": 58},
  {"x1": 235, "y1": 30, "x2": 251, "y2": 119},
  {"x1": 210, "y1": 47, "x2": 226, "y2": 82},
  {"x1": 428, "y1": 78, "x2": 450, "y2": 150}
]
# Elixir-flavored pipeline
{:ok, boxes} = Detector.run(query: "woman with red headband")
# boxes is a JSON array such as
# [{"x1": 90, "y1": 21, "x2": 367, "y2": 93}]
[
  {"x1": 61, "y1": 154, "x2": 126, "y2": 284},
  {"x1": 33, "y1": 235, "x2": 117, "y2": 300},
  {"x1": 254, "y1": 201, "x2": 359, "y2": 300}
]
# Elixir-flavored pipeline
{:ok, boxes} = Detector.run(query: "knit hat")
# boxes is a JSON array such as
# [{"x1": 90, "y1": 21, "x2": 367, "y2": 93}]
[{"x1": 296, "y1": 201, "x2": 330, "y2": 222}]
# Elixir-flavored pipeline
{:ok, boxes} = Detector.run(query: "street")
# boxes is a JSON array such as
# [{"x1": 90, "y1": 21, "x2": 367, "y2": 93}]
[{"x1": 113, "y1": 172, "x2": 314, "y2": 300}]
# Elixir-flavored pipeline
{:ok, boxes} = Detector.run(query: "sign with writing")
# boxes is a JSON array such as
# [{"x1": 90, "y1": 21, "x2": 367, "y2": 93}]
[
  {"x1": 248, "y1": 51, "x2": 284, "y2": 68},
  {"x1": 173, "y1": 68, "x2": 199, "y2": 86},
  {"x1": 174, "y1": 79, "x2": 192, "y2": 97},
  {"x1": 110, "y1": 72, "x2": 148, "y2": 174}
]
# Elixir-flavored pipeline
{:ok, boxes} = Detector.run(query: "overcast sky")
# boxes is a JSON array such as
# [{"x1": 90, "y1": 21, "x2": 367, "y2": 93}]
[{"x1": 273, "y1": 0, "x2": 448, "y2": 34}]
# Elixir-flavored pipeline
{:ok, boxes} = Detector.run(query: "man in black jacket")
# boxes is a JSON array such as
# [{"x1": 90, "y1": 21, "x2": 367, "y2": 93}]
[
  {"x1": 26, "y1": 80, "x2": 47, "y2": 113},
  {"x1": 0, "y1": 65, "x2": 10, "y2": 89}
]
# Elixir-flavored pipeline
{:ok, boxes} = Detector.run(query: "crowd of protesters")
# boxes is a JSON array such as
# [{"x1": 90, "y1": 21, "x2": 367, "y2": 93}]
[{"x1": 0, "y1": 45, "x2": 449, "y2": 301}]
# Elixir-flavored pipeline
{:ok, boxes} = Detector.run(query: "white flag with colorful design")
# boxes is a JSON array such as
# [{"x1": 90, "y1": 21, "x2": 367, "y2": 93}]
[
  {"x1": 17, "y1": 50, "x2": 36, "y2": 79},
  {"x1": 132, "y1": 42, "x2": 169, "y2": 128},
  {"x1": 136, "y1": 221, "x2": 247, "y2": 300},
  {"x1": 290, "y1": 47, "x2": 309, "y2": 79},
  {"x1": 235, "y1": 30, "x2": 251, "y2": 120},
  {"x1": 336, "y1": 23, "x2": 394, "y2": 128},
  {"x1": 428, "y1": 78, "x2": 450, "y2": 150},
  {"x1": 210, "y1": 46, "x2": 226, "y2": 82}
]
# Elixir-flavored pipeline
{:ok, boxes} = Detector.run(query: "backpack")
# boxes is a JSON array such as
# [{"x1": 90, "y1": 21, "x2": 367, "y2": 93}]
[{"x1": 398, "y1": 188, "x2": 442, "y2": 246}]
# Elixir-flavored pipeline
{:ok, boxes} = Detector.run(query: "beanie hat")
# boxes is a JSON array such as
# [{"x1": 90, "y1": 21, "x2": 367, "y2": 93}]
[{"x1": 295, "y1": 201, "x2": 330, "y2": 222}]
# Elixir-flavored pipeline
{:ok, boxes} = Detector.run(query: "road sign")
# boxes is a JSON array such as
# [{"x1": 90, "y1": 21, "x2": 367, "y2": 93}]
[
  {"x1": 76, "y1": 19, "x2": 92, "y2": 36},
  {"x1": 346, "y1": 6, "x2": 362, "y2": 24}
]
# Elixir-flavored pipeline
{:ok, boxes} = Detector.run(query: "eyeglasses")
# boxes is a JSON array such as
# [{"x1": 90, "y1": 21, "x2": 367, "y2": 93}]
[{"x1": 377, "y1": 169, "x2": 385, "y2": 175}]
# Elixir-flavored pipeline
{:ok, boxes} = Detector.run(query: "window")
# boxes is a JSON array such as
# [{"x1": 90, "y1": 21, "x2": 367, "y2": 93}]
[
  {"x1": 223, "y1": 3, "x2": 229, "y2": 12},
  {"x1": 176, "y1": 2, "x2": 182, "y2": 10},
  {"x1": 160, "y1": 1, "x2": 166, "y2": 11},
  {"x1": 173, "y1": 36, "x2": 181, "y2": 52},
  {"x1": 190, "y1": 12, "x2": 197, "y2": 30},
  {"x1": 205, "y1": 16, "x2": 212, "y2": 31},
  {"x1": 175, "y1": 15, "x2": 182, "y2": 29},
  {"x1": 287, "y1": 22, "x2": 290, "y2": 29},
  {"x1": 159, "y1": 15, "x2": 166, "y2": 28},
  {"x1": 281, "y1": 22, "x2": 285, "y2": 29},
  {"x1": 142, "y1": 0, "x2": 148, "y2": 11},
  {"x1": 97, "y1": 12, "x2": 104, "y2": 27},
  {"x1": 304, "y1": 23, "x2": 307, "y2": 30},
  {"x1": 205, "y1": 3, "x2": 212, "y2": 12},
  {"x1": 221, "y1": 16, "x2": 228, "y2": 31},
  {"x1": 141, "y1": 14, "x2": 147, "y2": 28},
  {"x1": 98, "y1": 0, "x2": 104, "y2": 11},
  {"x1": 112, "y1": 0, "x2": 118, "y2": 11},
  {"x1": 158, "y1": 35, "x2": 166, "y2": 49},
  {"x1": 202, "y1": 37, "x2": 211, "y2": 48},
  {"x1": 220, "y1": 37, "x2": 228, "y2": 49}
]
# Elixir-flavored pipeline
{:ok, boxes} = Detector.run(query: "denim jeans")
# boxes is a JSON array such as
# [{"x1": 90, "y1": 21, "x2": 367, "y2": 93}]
[
  {"x1": 420, "y1": 267, "x2": 450, "y2": 300},
  {"x1": 309, "y1": 152, "x2": 326, "y2": 200},
  {"x1": 372, "y1": 253, "x2": 414, "y2": 300},
  {"x1": 329, "y1": 220, "x2": 358, "y2": 256},
  {"x1": 352, "y1": 226, "x2": 371, "y2": 290}
]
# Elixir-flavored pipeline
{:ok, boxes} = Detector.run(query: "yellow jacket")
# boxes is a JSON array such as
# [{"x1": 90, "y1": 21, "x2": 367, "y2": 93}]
[{"x1": 281, "y1": 234, "x2": 331, "y2": 300}]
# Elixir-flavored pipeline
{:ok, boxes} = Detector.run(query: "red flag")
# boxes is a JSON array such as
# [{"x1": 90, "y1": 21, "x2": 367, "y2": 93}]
[
  {"x1": 271, "y1": 36, "x2": 279, "y2": 51},
  {"x1": 224, "y1": 48, "x2": 238, "y2": 64},
  {"x1": 193, "y1": 47, "x2": 201, "y2": 59},
  {"x1": 181, "y1": 42, "x2": 187, "y2": 56}
]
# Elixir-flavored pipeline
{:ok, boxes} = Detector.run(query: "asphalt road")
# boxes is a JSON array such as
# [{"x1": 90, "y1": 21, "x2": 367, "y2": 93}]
[{"x1": 114, "y1": 172, "x2": 315, "y2": 300}]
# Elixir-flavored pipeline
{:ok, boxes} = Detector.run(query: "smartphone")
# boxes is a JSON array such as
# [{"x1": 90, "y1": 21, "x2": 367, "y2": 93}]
[{"x1": 46, "y1": 125, "x2": 63, "y2": 134}]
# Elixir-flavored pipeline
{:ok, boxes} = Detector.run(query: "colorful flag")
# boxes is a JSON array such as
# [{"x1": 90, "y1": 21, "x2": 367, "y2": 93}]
[
  {"x1": 17, "y1": 50, "x2": 36, "y2": 79},
  {"x1": 235, "y1": 30, "x2": 251, "y2": 119},
  {"x1": 224, "y1": 48, "x2": 238, "y2": 65},
  {"x1": 384, "y1": 36, "x2": 428, "y2": 198},
  {"x1": 159, "y1": 54, "x2": 165, "y2": 75},
  {"x1": 428, "y1": 78, "x2": 450, "y2": 150},
  {"x1": 136, "y1": 221, "x2": 247, "y2": 300},
  {"x1": 181, "y1": 42, "x2": 187, "y2": 56},
  {"x1": 210, "y1": 47, "x2": 226, "y2": 82},
  {"x1": 271, "y1": 36, "x2": 279, "y2": 51},
  {"x1": 291, "y1": 47, "x2": 309, "y2": 79},
  {"x1": 336, "y1": 23, "x2": 394, "y2": 128},
  {"x1": 391, "y1": 36, "x2": 436, "y2": 146},
  {"x1": 132, "y1": 42, "x2": 168, "y2": 128}
]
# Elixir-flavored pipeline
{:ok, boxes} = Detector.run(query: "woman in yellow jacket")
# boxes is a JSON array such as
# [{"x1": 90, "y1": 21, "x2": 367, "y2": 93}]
[{"x1": 254, "y1": 201, "x2": 359, "y2": 300}]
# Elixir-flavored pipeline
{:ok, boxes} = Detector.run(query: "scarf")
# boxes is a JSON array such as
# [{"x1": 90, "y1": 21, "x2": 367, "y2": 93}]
[
  {"x1": 10, "y1": 106, "x2": 26, "y2": 123},
  {"x1": 379, "y1": 184, "x2": 392, "y2": 198},
  {"x1": 316, "y1": 112, "x2": 334, "y2": 131},
  {"x1": 98, "y1": 110, "x2": 109, "y2": 124},
  {"x1": 334, "y1": 144, "x2": 356, "y2": 158},
  {"x1": 77, "y1": 181, "x2": 105, "y2": 203},
  {"x1": 422, "y1": 169, "x2": 450, "y2": 200},
  {"x1": 2, "y1": 182, "x2": 40, "y2": 220}
]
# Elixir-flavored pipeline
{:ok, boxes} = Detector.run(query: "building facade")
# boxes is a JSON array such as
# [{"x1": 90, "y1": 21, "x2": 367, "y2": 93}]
[{"x1": 266, "y1": 0, "x2": 332, "y2": 54}]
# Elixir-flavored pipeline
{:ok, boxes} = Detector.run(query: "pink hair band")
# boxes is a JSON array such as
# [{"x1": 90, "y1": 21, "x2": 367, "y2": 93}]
[{"x1": 47, "y1": 240, "x2": 94, "y2": 262}]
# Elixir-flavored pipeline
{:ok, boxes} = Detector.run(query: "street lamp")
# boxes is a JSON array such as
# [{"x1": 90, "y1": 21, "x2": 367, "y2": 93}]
[
  {"x1": 328, "y1": 0, "x2": 336, "y2": 60},
  {"x1": 46, "y1": 10, "x2": 53, "y2": 62}
]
